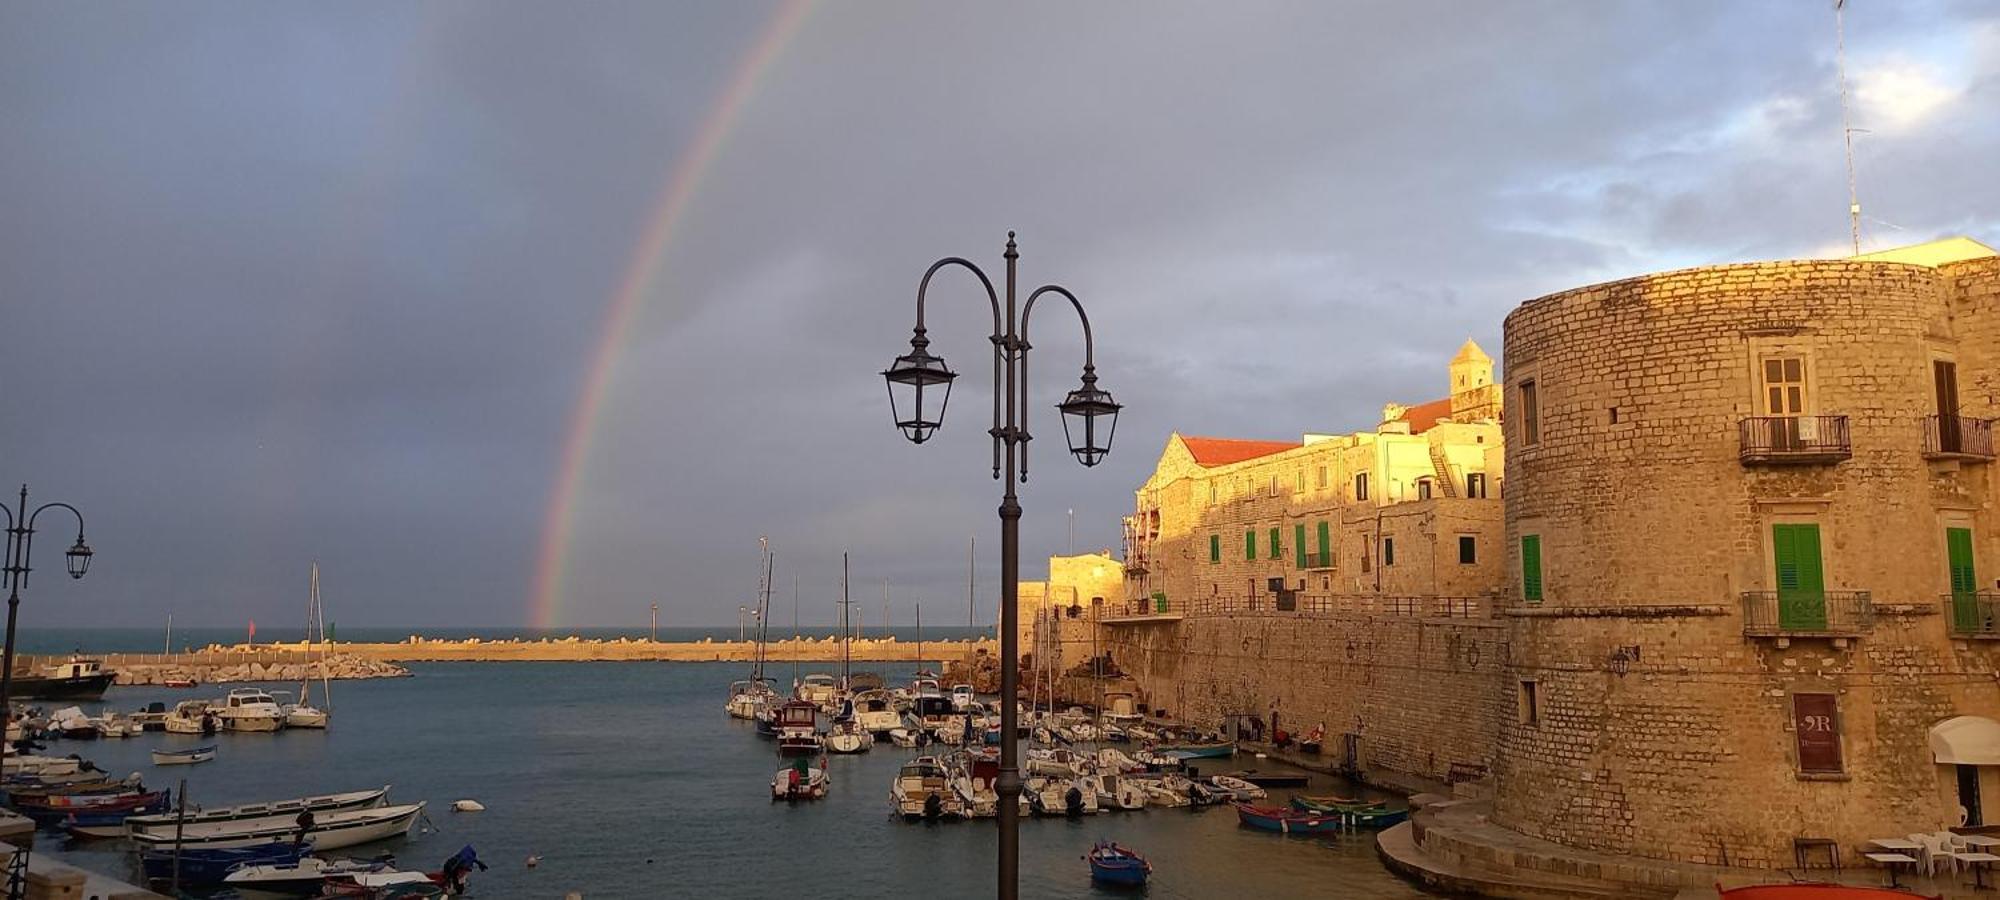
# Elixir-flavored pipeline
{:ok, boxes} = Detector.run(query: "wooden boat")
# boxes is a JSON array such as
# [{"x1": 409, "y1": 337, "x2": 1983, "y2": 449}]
[
  {"x1": 224, "y1": 855, "x2": 401, "y2": 890},
  {"x1": 20, "y1": 789, "x2": 167, "y2": 825},
  {"x1": 1288, "y1": 796, "x2": 1409, "y2": 827},
  {"x1": 129, "y1": 802, "x2": 426, "y2": 851},
  {"x1": 1158, "y1": 741, "x2": 1234, "y2": 759},
  {"x1": 1718, "y1": 887, "x2": 1939, "y2": 899},
  {"x1": 9, "y1": 658, "x2": 116, "y2": 701},
  {"x1": 1084, "y1": 840, "x2": 1151, "y2": 886},
  {"x1": 1233, "y1": 802, "x2": 1341, "y2": 834},
  {"x1": 63, "y1": 793, "x2": 174, "y2": 838},
  {"x1": 1291, "y1": 793, "x2": 1386, "y2": 811},
  {"x1": 1208, "y1": 775, "x2": 1266, "y2": 799},
  {"x1": 152, "y1": 746, "x2": 217, "y2": 766},
  {"x1": 162, "y1": 677, "x2": 199, "y2": 689},
  {"x1": 128, "y1": 785, "x2": 391, "y2": 832},
  {"x1": 139, "y1": 841, "x2": 313, "y2": 886}
]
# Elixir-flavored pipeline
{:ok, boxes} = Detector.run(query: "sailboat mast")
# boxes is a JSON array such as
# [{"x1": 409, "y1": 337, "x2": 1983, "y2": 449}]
[
  {"x1": 968, "y1": 536, "x2": 975, "y2": 627},
  {"x1": 791, "y1": 573, "x2": 799, "y2": 687},
  {"x1": 164, "y1": 612, "x2": 172, "y2": 656},
  {"x1": 916, "y1": 600, "x2": 923, "y2": 673},
  {"x1": 841, "y1": 552, "x2": 851, "y2": 684}
]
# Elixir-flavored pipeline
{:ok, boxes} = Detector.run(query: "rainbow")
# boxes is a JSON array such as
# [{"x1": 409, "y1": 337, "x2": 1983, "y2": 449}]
[{"x1": 531, "y1": 0, "x2": 816, "y2": 627}]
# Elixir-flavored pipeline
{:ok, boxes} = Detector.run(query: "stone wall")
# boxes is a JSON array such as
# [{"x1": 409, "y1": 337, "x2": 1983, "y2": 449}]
[{"x1": 1102, "y1": 612, "x2": 1505, "y2": 787}]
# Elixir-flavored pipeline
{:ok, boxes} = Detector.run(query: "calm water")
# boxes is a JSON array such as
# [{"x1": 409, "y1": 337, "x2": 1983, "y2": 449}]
[
  {"x1": 10, "y1": 626, "x2": 995, "y2": 655},
  {"x1": 38, "y1": 662, "x2": 1433, "y2": 899}
]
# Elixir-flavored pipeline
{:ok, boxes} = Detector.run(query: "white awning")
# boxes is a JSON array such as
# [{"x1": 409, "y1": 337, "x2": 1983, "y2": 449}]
[{"x1": 1930, "y1": 716, "x2": 2000, "y2": 765}]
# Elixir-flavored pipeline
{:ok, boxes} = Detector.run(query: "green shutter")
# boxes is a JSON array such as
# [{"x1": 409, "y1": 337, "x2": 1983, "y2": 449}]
[
  {"x1": 1209, "y1": 534, "x2": 1220, "y2": 563},
  {"x1": 1245, "y1": 530, "x2": 1256, "y2": 560},
  {"x1": 1295, "y1": 524, "x2": 1308, "y2": 568},
  {"x1": 1773, "y1": 524, "x2": 1827, "y2": 630},
  {"x1": 1316, "y1": 521, "x2": 1330, "y2": 568},
  {"x1": 1949, "y1": 527, "x2": 1979, "y2": 631},
  {"x1": 1269, "y1": 527, "x2": 1281, "y2": 559},
  {"x1": 1521, "y1": 535, "x2": 1543, "y2": 602},
  {"x1": 1152, "y1": 591, "x2": 1168, "y2": 614}
]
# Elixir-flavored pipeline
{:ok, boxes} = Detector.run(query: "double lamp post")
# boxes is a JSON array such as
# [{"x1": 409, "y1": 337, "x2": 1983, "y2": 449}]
[
  {"x1": 880, "y1": 232, "x2": 1120, "y2": 900},
  {"x1": 0, "y1": 485, "x2": 94, "y2": 726}
]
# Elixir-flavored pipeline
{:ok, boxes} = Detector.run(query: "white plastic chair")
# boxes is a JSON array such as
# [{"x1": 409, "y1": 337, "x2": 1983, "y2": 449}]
[{"x1": 1912, "y1": 833, "x2": 1955, "y2": 876}]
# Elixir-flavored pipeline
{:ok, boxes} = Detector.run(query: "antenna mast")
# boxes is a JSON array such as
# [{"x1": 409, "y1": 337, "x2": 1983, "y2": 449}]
[{"x1": 1835, "y1": 0, "x2": 1861, "y2": 254}]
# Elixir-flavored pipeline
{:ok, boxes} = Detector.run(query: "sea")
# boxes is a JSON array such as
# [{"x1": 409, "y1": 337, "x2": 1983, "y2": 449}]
[{"x1": 23, "y1": 632, "x2": 1437, "y2": 899}]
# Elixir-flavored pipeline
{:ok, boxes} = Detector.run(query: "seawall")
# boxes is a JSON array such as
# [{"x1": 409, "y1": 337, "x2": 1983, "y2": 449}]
[{"x1": 46, "y1": 636, "x2": 995, "y2": 669}]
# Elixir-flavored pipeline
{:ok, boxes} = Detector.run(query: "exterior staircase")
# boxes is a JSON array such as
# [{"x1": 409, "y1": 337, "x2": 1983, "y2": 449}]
[{"x1": 1428, "y1": 443, "x2": 1459, "y2": 498}]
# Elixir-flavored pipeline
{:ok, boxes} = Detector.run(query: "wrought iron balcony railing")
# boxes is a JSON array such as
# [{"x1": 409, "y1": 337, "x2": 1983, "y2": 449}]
[
  {"x1": 1923, "y1": 415, "x2": 1996, "y2": 461},
  {"x1": 1740, "y1": 590, "x2": 1873, "y2": 637},
  {"x1": 1739, "y1": 416, "x2": 1851, "y2": 465},
  {"x1": 1945, "y1": 593, "x2": 2000, "y2": 638}
]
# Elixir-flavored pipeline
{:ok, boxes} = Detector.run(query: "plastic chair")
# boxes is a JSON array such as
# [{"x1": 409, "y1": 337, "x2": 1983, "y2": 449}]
[{"x1": 1911, "y1": 833, "x2": 1954, "y2": 876}]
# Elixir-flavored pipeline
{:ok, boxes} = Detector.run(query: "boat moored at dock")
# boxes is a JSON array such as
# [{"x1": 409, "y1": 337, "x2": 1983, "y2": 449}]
[
  {"x1": 129, "y1": 801, "x2": 426, "y2": 851},
  {"x1": 216, "y1": 688, "x2": 287, "y2": 732}
]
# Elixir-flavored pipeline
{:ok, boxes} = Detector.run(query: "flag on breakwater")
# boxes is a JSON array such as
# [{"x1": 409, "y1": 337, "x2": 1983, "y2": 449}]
[{"x1": 248, "y1": 620, "x2": 256, "y2": 643}]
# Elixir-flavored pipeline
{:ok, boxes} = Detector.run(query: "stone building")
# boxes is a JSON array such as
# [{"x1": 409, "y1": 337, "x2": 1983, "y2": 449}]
[
  {"x1": 1007, "y1": 552, "x2": 1123, "y2": 676},
  {"x1": 1119, "y1": 341, "x2": 1507, "y2": 616},
  {"x1": 1493, "y1": 237, "x2": 2000, "y2": 867}
]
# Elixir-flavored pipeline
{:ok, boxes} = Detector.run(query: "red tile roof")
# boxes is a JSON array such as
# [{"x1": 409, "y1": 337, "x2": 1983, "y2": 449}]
[
  {"x1": 1180, "y1": 435, "x2": 1302, "y2": 467},
  {"x1": 1400, "y1": 397, "x2": 1454, "y2": 433}
]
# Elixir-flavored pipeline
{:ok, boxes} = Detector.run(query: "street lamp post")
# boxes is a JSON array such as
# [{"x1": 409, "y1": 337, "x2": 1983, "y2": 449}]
[
  {"x1": 881, "y1": 232, "x2": 1120, "y2": 900},
  {"x1": 0, "y1": 484, "x2": 94, "y2": 725}
]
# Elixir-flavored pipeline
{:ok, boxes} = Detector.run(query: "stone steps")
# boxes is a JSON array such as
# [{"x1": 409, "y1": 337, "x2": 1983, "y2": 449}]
[{"x1": 1379, "y1": 821, "x2": 1677, "y2": 899}]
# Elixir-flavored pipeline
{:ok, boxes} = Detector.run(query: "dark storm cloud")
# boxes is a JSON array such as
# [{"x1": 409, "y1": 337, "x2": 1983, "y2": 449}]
[{"x1": 3, "y1": 1, "x2": 1994, "y2": 627}]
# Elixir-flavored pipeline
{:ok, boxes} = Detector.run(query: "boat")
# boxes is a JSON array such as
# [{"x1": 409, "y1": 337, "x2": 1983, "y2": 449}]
[
  {"x1": 1233, "y1": 802, "x2": 1341, "y2": 834},
  {"x1": 730, "y1": 538, "x2": 780, "y2": 721},
  {"x1": 128, "y1": 785, "x2": 392, "y2": 832},
  {"x1": 774, "y1": 700, "x2": 824, "y2": 756},
  {"x1": 132, "y1": 702, "x2": 171, "y2": 731},
  {"x1": 8, "y1": 657, "x2": 116, "y2": 701},
  {"x1": 96, "y1": 713, "x2": 141, "y2": 738},
  {"x1": 1209, "y1": 775, "x2": 1267, "y2": 799},
  {"x1": 49, "y1": 706, "x2": 99, "y2": 740},
  {"x1": 164, "y1": 699, "x2": 219, "y2": 734},
  {"x1": 0, "y1": 754, "x2": 85, "y2": 777},
  {"x1": 851, "y1": 690, "x2": 902, "y2": 737},
  {"x1": 887, "y1": 727, "x2": 920, "y2": 748},
  {"x1": 890, "y1": 756, "x2": 962, "y2": 820},
  {"x1": 796, "y1": 673, "x2": 839, "y2": 706},
  {"x1": 62, "y1": 793, "x2": 173, "y2": 838},
  {"x1": 1029, "y1": 778, "x2": 1098, "y2": 817},
  {"x1": 223, "y1": 855, "x2": 402, "y2": 891},
  {"x1": 286, "y1": 561, "x2": 334, "y2": 728},
  {"x1": 826, "y1": 714, "x2": 873, "y2": 754},
  {"x1": 1718, "y1": 887, "x2": 1940, "y2": 899},
  {"x1": 1137, "y1": 776, "x2": 1190, "y2": 807},
  {"x1": 949, "y1": 751, "x2": 999, "y2": 818},
  {"x1": 216, "y1": 688, "x2": 287, "y2": 732},
  {"x1": 1230, "y1": 770, "x2": 1310, "y2": 788},
  {"x1": 139, "y1": 841, "x2": 314, "y2": 886},
  {"x1": 1025, "y1": 747, "x2": 1087, "y2": 777},
  {"x1": 1084, "y1": 840, "x2": 1152, "y2": 887},
  {"x1": 1085, "y1": 772, "x2": 1149, "y2": 811},
  {"x1": 771, "y1": 757, "x2": 829, "y2": 802},
  {"x1": 1095, "y1": 747, "x2": 1145, "y2": 773},
  {"x1": 1290, "y1": 793, "x2": 1388, "y2": 812},
  {"x1": 129, "y1": 802, "x2": 426, "y2": 851},
  {"x1": 18, "y1": 789, "x2": 169, "y2": 826},
  {"x1": 726, "y1": 678, "x2": 779, "y2": 721},
  {"x1": 162, "y1": 677, "x2": 199, "y2": 689},
  {"x1": 1159, "y1": 741, "x2": 1234, "y2": 759},
  {"x1": 821, "y1": 555, "x2": 872, "y2": 756},
  {"x1": 949, "y1": 684, "x2": 975, "y2": 712},
  {"x1": 152, "y1": 745, "x2": 217, "y2": 766}
]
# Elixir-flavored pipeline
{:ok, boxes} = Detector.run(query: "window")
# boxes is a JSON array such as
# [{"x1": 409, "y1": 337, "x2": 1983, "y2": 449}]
[
  {"x1": 1268, "y1": 475, "x2": 1279, "y2": 497},
  {"x1": 1459, "y1": 535, "x2": 1477, "y2": 564},
  {"x1": 1360, "y1": 544, "x2": 1371, "y2": 573},
  {"x1": 1208, "y1": 534, "x2": 1220, "y2": 563},
  {"x1": 1466, "y1": 472, "x2": 1487, "y2": 499},
  {"x1": 1207, "y1": 482, "x2": 1217, "y2": 505},
  {"x1": 1519, "y1": 379, "x2": 1540, "y2": 445},
  {"x1": 1382, "y1": 537, "x2": 1395, "y2": 567},
  {"x1": 1416, "y1": 478, "x2": 1433, "y2": 500},
  {"x1": 1355, "y1": 473, "x2": 1370, "y2": 501},
  {"x1": 1245, "y1": 530, "x2": 1256, "y2": 560},
  {"x1": 1608, "y1": 406, "x2": 1620, "y2": 424},
  {"x1": 1792, "y1": 693, "x2": 1842, "y2": 774},
  {"x1": 1316, "y1": 466, "x2": 1328, "y2": 489},
  {"x1": 1517, "y1": 680, "x2": 1539, "y2": 726},
  {"x1": 1294, "y1": 470, "x2": 1305, "y2": 493},
  {"x1": 1521, "y1": 535, "x2": 1543, "y2": 602},
  {"x1": 1268, "y1": 527, "x2": 1280, "y2": 560},
  {"x1": 1762, "y1": 357, "x2": 1806, "y2": 416}
]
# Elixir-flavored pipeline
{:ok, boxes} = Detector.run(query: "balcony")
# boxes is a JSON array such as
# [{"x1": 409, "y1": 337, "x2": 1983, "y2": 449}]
[
  {"x1": 1303, "y1": 552, "x2": 1333, "y2": 569},
  {"x1": 1923, "y1": 415, "x2": 1996, "y2": 462},
  {"x1": 1944, "y1": 593, "x2": 2000, "y2": 638},
  {"x1": 1739, "y1": 416, "x2": 1851, "y2": 465},
  {"x1": 1740, "y1": 590, "x2": 1873, "y2": 638}
]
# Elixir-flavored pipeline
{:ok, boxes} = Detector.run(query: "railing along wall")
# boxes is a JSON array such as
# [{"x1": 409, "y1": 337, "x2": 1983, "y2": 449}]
[{"x1": 1102, "y1": 593, "x2": 1491, "y2": 620}]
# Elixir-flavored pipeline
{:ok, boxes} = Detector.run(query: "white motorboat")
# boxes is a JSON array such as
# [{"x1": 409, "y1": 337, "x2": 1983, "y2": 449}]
[
  {"x1": 887, "y1": 727, "x2": 920, "y2": 749},
  {"x1": 1029, "y1": 777, "x2": 1099, "y2": 816},
  {"x1": 1095, "y1": 748, "x2": 1145, "y2": 773},
  {"x1": 223, "y1": 856, "x2": 399, "y2": 890},
  {"x1": 95, "y1": 713, "x2": 141, "y2": 739},
  {"x1": 50, "y1": 706, "x2": 99, "y2": 740},
  {"x1": 950, "y1": 752, "x2": 999, "y2": 818},
  {"x1": 1085, "y1": 772, "x2": 1148, "y2": 811},
  {"x1": 826, "y1": 718, "x2": 873, "y2": 754},
  {"x1": 851, "y1": 690, "x2": 901, "y2": 737},
  {"x1": 795, "y1": 674, "x2": 838, "y2": 706},
  {"x1": 1138, "y1": 776, "x2": 1190, "y2": 807},
  {"x1": 163, "y1": 700, "x2": 218, "y2": 735},
  {"x1": 890, "y1": 756, "x2": 962, "y2": 820},
  {"x1": 0, "y1": 754, "x2": 83, "y2": 777},
  {"x1": 949, "y1": 684, "x2": 975, "y2": 712},
  {"x1": 772, "y1": 760, "x2": 829, "y2": 802},
  {"x1": 128, "y1": 785, "x2": 392, "y2": 833},
  {"x1": 216, "y1": 689, "x2": 286, "y2": 733},
  {"x1": 130, "y1": 802, "x2": 425, "y2": 851},
  {"x1": 1025, "y1": 747, "x2": 1087, "y2": 778}
]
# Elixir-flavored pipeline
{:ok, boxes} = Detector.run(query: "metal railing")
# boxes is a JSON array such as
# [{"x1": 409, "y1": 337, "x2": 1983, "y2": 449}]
[
  {"x1": 1739, "y1": 590, "x2": 1873, "y2": 637},
  {"x1": 1944, "y1": 593, "x2": 2000, "y2": 638},
  {"x1": 1923, "y1": 415, "x2": 1996, "y2": 460},
  {"x1": 1739, "y1": 416, "x2": 1851, "y2": 464},
  {"x1": 1105, "y1": 594, "x2": 1490, "y2": 620}
]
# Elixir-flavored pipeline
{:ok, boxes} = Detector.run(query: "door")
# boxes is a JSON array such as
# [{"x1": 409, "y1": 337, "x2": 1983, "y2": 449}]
[
  {"x1": 1937, "y1": 360, "x2": 1963, "y2": 453},
  {"x1": 1961, "y1": 764, "x2": 1985, "y2": 827},
  {"x1": 1773, "y1": 524, "x2": 1827, "y2": 630},
  {"x1": 1949, "y1": 527, "x2": 1980, "y2": 632}
]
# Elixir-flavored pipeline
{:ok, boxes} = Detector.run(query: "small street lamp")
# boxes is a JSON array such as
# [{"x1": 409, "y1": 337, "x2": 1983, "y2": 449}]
[
  {"x1": 880, "y1": 232, "x2": 1120, "y2": 900},
  {"x1": 0, "y1": 484, "x2": 94, "y2": 722}
]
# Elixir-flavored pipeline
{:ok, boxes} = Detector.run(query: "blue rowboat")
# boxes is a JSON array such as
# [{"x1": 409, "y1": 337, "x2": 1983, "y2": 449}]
[
  {"x1": 139, "y1": 841, "x2": 313, "y2": 886},
  {"x1": 63, "y1": 793, "x2": 172, "y2": 838},
  {"x1": 1084, "y1": 840, "x2": 1151, "y2": 886},
  {"x1": 1233, "y1": 802, "x2": 1341, "y2": 834}
]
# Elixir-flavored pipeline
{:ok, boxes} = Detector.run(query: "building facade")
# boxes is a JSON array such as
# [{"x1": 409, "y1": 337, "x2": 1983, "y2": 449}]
[{"x1": 1493, "y1": 239, "x2": 2000, "y2": 866}]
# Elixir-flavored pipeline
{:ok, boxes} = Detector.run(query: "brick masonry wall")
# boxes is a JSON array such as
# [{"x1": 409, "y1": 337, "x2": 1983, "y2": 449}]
[
  {"x1": 1495, "y1": 259, "x2": 2000, "y2": 865},
  {"x1": 1102, "y1": 613, "x2": 1506, "y2": 785}
]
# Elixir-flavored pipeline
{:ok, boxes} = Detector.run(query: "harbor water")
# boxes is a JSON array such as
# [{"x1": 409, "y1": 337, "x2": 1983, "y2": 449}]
[{"x1": 38, "y1": 660, "x2": 1435, "y2": 898}]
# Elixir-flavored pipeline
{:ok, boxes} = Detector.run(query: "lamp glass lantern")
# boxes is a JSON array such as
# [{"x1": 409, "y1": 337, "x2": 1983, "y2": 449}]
[
  {"x1": 1057, "y1": 376, "x2": 1120, "y2": 467},
  {"x1": 65, "y1": 538, "x2": 93, "y2": 580},
  {"x1": 882, "y1": 342, "x2": 957, "y2": 445}
]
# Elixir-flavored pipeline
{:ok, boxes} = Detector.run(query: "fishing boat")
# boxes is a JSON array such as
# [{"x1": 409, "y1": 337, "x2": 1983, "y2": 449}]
[
  {"x1": 1290, "y1": 793, "x2": 1387, "y2": 812},
  {"x1": 152, "y1": 745, "x2": 217, "y2": 766},
  {"x1": 1233, "y1": 802, "x2": 1340, "y2": 834},
  {"x1": 890, "y1": 756, "x2": 962, "y2": 820},
  {"x1": 774, "y1": 700, "x2": 823, "y2": 756},
  {"x1": 1084, "y1": 840, "x2": 1152, "y2": 887},
  {"x1": 286, "y1": 561, "x2": 333, "y2": 729},
  {"x1": 771, "y1": 757, "x2": 829, "y2": 802},
  {"x1": 139, "y1": 841, "x2": 314, "y2": 886},
  {"x1": 164, "y1": 699, "x2": 219, "y2": 735},
  {"x1": 1159, "y1": 740, "x2": 1234, "y2": 759},
  {"x1": 62, "y1": 793, "x2": 174, "y2": 838},
  {"x1": 8, "y1": 658, "x2": 116, "y2": 701},
  {"x1": 129, "y1": 802, "x2": 426, "y2": 851},
  {"x1": 216, "y1": 688, "x2": 287, "y2": 733},
  {"x1": 128, "y1": 785, "x2": 392, "y2": 832}
]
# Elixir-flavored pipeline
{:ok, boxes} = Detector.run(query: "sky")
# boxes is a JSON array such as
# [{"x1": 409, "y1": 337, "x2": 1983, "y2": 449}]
[{"x1": 2, "y1": 1, "x2": 1996, "y2": 629}]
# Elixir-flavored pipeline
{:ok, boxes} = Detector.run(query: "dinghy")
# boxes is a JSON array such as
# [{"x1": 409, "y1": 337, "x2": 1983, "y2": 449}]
[
  {"x1": 139, "y1": 841, "x2": 313, "y2": 886},
  {"x1": 772, "y1": 758, "x2": 829, "y2": 802},
  {"x1": 152, "y1": 746, "x2": 216, "y2": 766},
  {"x1": 1233, "y1": 802, "x2": 1340, "y2": 834},
  {"x1": 1208, "y1": 775, "x2": 1266, "y2": 799},
  {"x1": 127, "y1": 784, "x2": 391, "y2": 832},
  {"x1": 129, "y1": 802, "x2": 426, "y2": 851},
  {"x1": 1084, "y1": 840, "x2": 1152, "y2": 886}
]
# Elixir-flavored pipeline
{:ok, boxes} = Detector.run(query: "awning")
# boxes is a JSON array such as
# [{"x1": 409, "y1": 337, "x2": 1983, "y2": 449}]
[{"x1": 1930, "y1": 716, "x2": 2000, "y2": 765}]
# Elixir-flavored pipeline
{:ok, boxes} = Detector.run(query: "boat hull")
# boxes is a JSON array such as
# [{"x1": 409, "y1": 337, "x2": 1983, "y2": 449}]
[
  {"x1": 8, "y1": 673, "x2": 116, "y2": 701},
  {"x1": 130, "y1": 803, "x2": 425, "y2": 852},
  {"x1": 139, "y1": 842, "x2": 311, "y2": 886},
  {"x1": 152, "y1": 747, "x2": 217, "y2": 766},
  {"x1": 1234, "y1": 803, "x2": 1341, "y2": 834}
]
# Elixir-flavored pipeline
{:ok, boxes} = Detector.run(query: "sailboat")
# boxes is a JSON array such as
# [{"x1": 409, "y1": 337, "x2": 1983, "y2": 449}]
[
  {"x1": 728, "y1": 540, "x2": 782, "y2": 730},
  {"x1": 826, "y1": 553, "x2": 873, "y2": 754},
  {"x1": 285, "y1": 563, "x2": 330, "y2": 729}
]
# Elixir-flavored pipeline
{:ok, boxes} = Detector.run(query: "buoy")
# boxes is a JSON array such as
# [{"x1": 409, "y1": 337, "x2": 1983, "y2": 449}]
[
  {"x1": 526, "y1": 855, "x2": 543, "y2": 868},
  {"x1": 452, "y1": 799, "x2": 485, "y2": 812}
]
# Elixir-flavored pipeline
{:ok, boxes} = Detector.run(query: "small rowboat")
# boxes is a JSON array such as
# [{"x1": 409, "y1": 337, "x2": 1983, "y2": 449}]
[
  {"x1": 64, "y1": 793, "x2": 173, "y2": 838},
  {"x1": 1233, "y1": 802, "x2": 1341, "y2": 834},
  {"x1": 1718, "y1": 886, "x2": 1939, "y2": 899},
  {"x1": 152, "y1": 746, "x2": 216, "y2": 766},
  {"x1": 1291, "y1": 793, "x2": 1385, "y2": 811},
  {"x1": 138, "y1": 841, "x2": 312, "y2": 886},
  {"x1": 1209, "y1": 775, "x2": 1266, "y2": 799},
  {"x1": 1084, "y1": 840, "x2": 1151, "y2": 886},
  {"x1": 1158, "y1": 741, "x2": 1234, "y2": 759},
  {"x1": 127, "y1": 785, "x2": 390, "y2": 833},
  {"x1": 1289, "y1": 796, "x2": 1410, "y2": 827},
  {"x1": 129, "y1": 802, "x2": 426, "y2": 851}
]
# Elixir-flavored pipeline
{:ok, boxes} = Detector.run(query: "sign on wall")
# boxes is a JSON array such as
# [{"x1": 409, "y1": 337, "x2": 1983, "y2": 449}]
[{"x1": 1793, "y1": 693, "x2": 1843, "y2": 774}]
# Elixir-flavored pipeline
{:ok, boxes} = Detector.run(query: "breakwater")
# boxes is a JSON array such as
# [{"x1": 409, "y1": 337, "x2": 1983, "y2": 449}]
[{"x1": 55, "y1": 636, "x2": 995, "y2": 670}]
